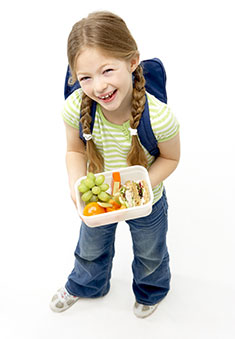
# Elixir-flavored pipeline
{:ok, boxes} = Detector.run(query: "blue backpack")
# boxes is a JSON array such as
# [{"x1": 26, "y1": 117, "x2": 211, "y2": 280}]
[{"x1": 64, "y1": 58, "x2": 167, "y2": 158}]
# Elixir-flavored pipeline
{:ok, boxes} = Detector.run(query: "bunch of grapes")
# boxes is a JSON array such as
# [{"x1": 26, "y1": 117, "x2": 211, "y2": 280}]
[{"x1": 78, "y1": 172, "x2": 111, "y2": 203}]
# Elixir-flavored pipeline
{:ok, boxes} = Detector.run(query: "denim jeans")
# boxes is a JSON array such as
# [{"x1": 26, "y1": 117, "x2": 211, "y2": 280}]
[{"x1": 65, "y1": 189, "x2": 171, "y2": 305}]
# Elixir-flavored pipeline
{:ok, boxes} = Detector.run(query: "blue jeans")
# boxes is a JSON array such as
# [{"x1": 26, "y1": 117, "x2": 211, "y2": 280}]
[{"x1": 65, "y1": 190, "x2": 171, "y2": 305}]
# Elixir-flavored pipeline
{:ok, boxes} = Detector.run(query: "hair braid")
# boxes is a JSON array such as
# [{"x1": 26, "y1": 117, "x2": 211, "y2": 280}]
[
  {"x1": 80, "y1": 93, "x2": 104, "y2": 173},
  {"x1": 126, "y1": 65, "x2": 148, "y2": 168}
]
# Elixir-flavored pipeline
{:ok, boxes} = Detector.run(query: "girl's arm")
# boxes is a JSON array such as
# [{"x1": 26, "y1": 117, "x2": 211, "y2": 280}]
[
  {"x1": 148, "y1": 132, "x2": 181, "y2": 188},
  {"x1": 64, "y1": 122, "x2": 87, "y2": 206}
]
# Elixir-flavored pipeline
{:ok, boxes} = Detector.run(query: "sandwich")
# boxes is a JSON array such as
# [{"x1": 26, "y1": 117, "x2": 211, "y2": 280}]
[{"x1": 116, "y1": 180, "x2": 150, "y2": 208}]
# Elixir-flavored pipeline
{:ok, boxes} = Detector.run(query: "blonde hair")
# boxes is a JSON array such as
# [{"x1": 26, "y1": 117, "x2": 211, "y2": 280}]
[{"x1": 67, "y1": 11, "x2": 148, "y2": 173}]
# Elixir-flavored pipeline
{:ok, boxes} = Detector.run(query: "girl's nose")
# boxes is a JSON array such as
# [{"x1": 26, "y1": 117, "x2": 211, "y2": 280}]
[{"x1": 93, "y1": 77, "x2": 108, "y2": 95}]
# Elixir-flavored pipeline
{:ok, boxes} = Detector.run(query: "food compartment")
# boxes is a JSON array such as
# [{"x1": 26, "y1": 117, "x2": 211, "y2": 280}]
[{"x1": 74, "y1": 165, "x2": 154, "y2": 227}]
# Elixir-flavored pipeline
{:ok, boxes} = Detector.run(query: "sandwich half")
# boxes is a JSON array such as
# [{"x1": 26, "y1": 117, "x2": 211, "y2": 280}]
[{"x1": 118, "y1": 180, "x2": 150, "y2": 208}]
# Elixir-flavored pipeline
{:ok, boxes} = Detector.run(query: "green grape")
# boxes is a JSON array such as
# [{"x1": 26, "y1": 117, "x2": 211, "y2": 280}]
[
  {"x1": 87, "y1": 172, "x2": 96, "y2": 180},
  {"x1": 81, "y1": 190, "x2": 93, "y2": 202},
  {"x1": 92, "y1": 186, "x2": 101, "y2": 195},
  {"x1": 89, "y1": 194, "x2": 98, "y2": 202},
  {"x1": 84, "y1": 178, "x2": 95, "y2": 189},
  {"x1": 98, "y1": 191, "x2": 110, "y2": 202},
  {"x1": 95, "y1": 175, "x2": 105, "y2": 186},
  {"x1": 78, "y1": 183, "x2": 90, "y2": 193},
  {"x1": 99, "y1": 183, "x2": 109, "y2": 191}
]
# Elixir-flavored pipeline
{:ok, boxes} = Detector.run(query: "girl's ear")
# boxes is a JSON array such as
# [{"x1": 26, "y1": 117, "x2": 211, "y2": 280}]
[{"x1": 130, "y1": 53, "x2": 140, "y2": 73}]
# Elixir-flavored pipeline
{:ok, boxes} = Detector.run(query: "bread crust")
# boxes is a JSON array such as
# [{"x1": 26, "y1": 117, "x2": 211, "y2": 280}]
[
  {"x1": 142, "y1": 181, "x2": 150, "y2": 204},
  {"x1": 131, "y1": 182, "x2": 141, "y2": 206}
]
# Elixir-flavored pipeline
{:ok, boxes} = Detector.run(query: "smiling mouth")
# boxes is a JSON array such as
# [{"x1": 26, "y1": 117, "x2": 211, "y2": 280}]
[{"x1": 98, "y1": 89, "x2": 117, "y2": 101}]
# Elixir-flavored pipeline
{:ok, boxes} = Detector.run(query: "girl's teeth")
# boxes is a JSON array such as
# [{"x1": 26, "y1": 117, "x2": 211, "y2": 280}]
[{"x1": 100, "y1": 91, "x2": 114, "y2": 99}]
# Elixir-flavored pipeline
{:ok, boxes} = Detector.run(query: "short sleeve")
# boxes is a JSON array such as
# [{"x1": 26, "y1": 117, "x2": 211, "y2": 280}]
[
  {"x1": 148, "y1": 93, "x2": 180, "y2": 143},
  {"x1": 61, "y1": 88, "x2": 83, "y2": 129}
]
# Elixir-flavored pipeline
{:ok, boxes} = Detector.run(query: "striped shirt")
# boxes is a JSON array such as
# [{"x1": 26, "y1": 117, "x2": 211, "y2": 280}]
[{"x1": 62, "y1": 88, "x2": 179, "y2": 204}]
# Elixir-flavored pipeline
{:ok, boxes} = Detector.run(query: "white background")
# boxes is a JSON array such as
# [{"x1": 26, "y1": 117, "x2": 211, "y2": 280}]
[{"x1": 0, "y1": 0, "x2": 234, "y2": 338}]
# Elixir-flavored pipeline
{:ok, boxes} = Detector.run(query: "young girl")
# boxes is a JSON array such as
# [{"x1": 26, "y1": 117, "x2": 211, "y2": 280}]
[{"x1": 50, "y1": 11, "x2": 180, "y2": 318}]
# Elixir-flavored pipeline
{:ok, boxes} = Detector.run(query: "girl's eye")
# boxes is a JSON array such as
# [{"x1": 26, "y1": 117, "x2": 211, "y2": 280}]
[
  {"x1": 80, "y1": 76, "x2": 90, "y2": 82},
  {"x1": 104, "y1": 69, "x2": 113, "y2": 74}
]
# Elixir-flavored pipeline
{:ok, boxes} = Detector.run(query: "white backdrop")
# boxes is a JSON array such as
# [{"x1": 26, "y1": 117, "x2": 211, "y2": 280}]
[{"x1": 0, "y1": 0, "x2": 234, "y2": 338}]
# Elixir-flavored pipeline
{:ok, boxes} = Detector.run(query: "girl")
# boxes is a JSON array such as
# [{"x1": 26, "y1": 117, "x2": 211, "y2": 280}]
[{"x1": 50, "y1": 11, "x2": 180, "y2": 318}]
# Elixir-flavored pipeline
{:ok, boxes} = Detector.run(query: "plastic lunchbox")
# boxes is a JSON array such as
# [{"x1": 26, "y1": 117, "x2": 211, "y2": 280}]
[{"x1": 74, "y1": 165, "x2": 154, "y2": 227}]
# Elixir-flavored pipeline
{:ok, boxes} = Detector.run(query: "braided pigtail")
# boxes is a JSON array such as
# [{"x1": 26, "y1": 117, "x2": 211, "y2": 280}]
[
  {"x1": 80, "y1": 93, "x2": 104, "y2": 173},
  {"x1": 126, "y1": 65, "x2": 148, "y2": 168}
]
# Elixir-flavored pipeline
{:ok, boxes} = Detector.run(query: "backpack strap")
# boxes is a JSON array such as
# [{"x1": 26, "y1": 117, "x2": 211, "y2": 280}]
[{"x1": 137, "y1": 95, "x2": 160, "y2": 158}]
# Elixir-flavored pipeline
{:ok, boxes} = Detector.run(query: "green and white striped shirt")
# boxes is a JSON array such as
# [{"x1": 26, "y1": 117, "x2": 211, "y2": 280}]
[{"x1": 62, "y1": 88, "x2": 179, "y2": 204}]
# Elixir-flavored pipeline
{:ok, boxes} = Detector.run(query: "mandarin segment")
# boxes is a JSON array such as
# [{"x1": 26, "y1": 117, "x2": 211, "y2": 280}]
[{"x1": 83, "y1": 202, "x2": 106, "y2": 216}]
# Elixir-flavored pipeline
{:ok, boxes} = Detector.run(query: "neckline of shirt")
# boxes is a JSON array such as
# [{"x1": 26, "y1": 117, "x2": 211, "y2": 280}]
[{"x1": 97, "y1": 105, "x2": 130, "y2": 130}]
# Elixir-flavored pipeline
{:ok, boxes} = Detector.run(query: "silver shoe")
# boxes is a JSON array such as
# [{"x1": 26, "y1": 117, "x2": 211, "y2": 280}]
[
  {"x1": 50, "y1": 287, "x2": 79, "y2": 313},
  {"x1": 133, "y1": 301, "x2": 159, "y2": 318}
]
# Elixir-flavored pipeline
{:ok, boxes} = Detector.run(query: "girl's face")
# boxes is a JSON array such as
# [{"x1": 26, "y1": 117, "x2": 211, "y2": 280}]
[{"x1": 76, "y1": 47, "x2": 139, "y2": 116}]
